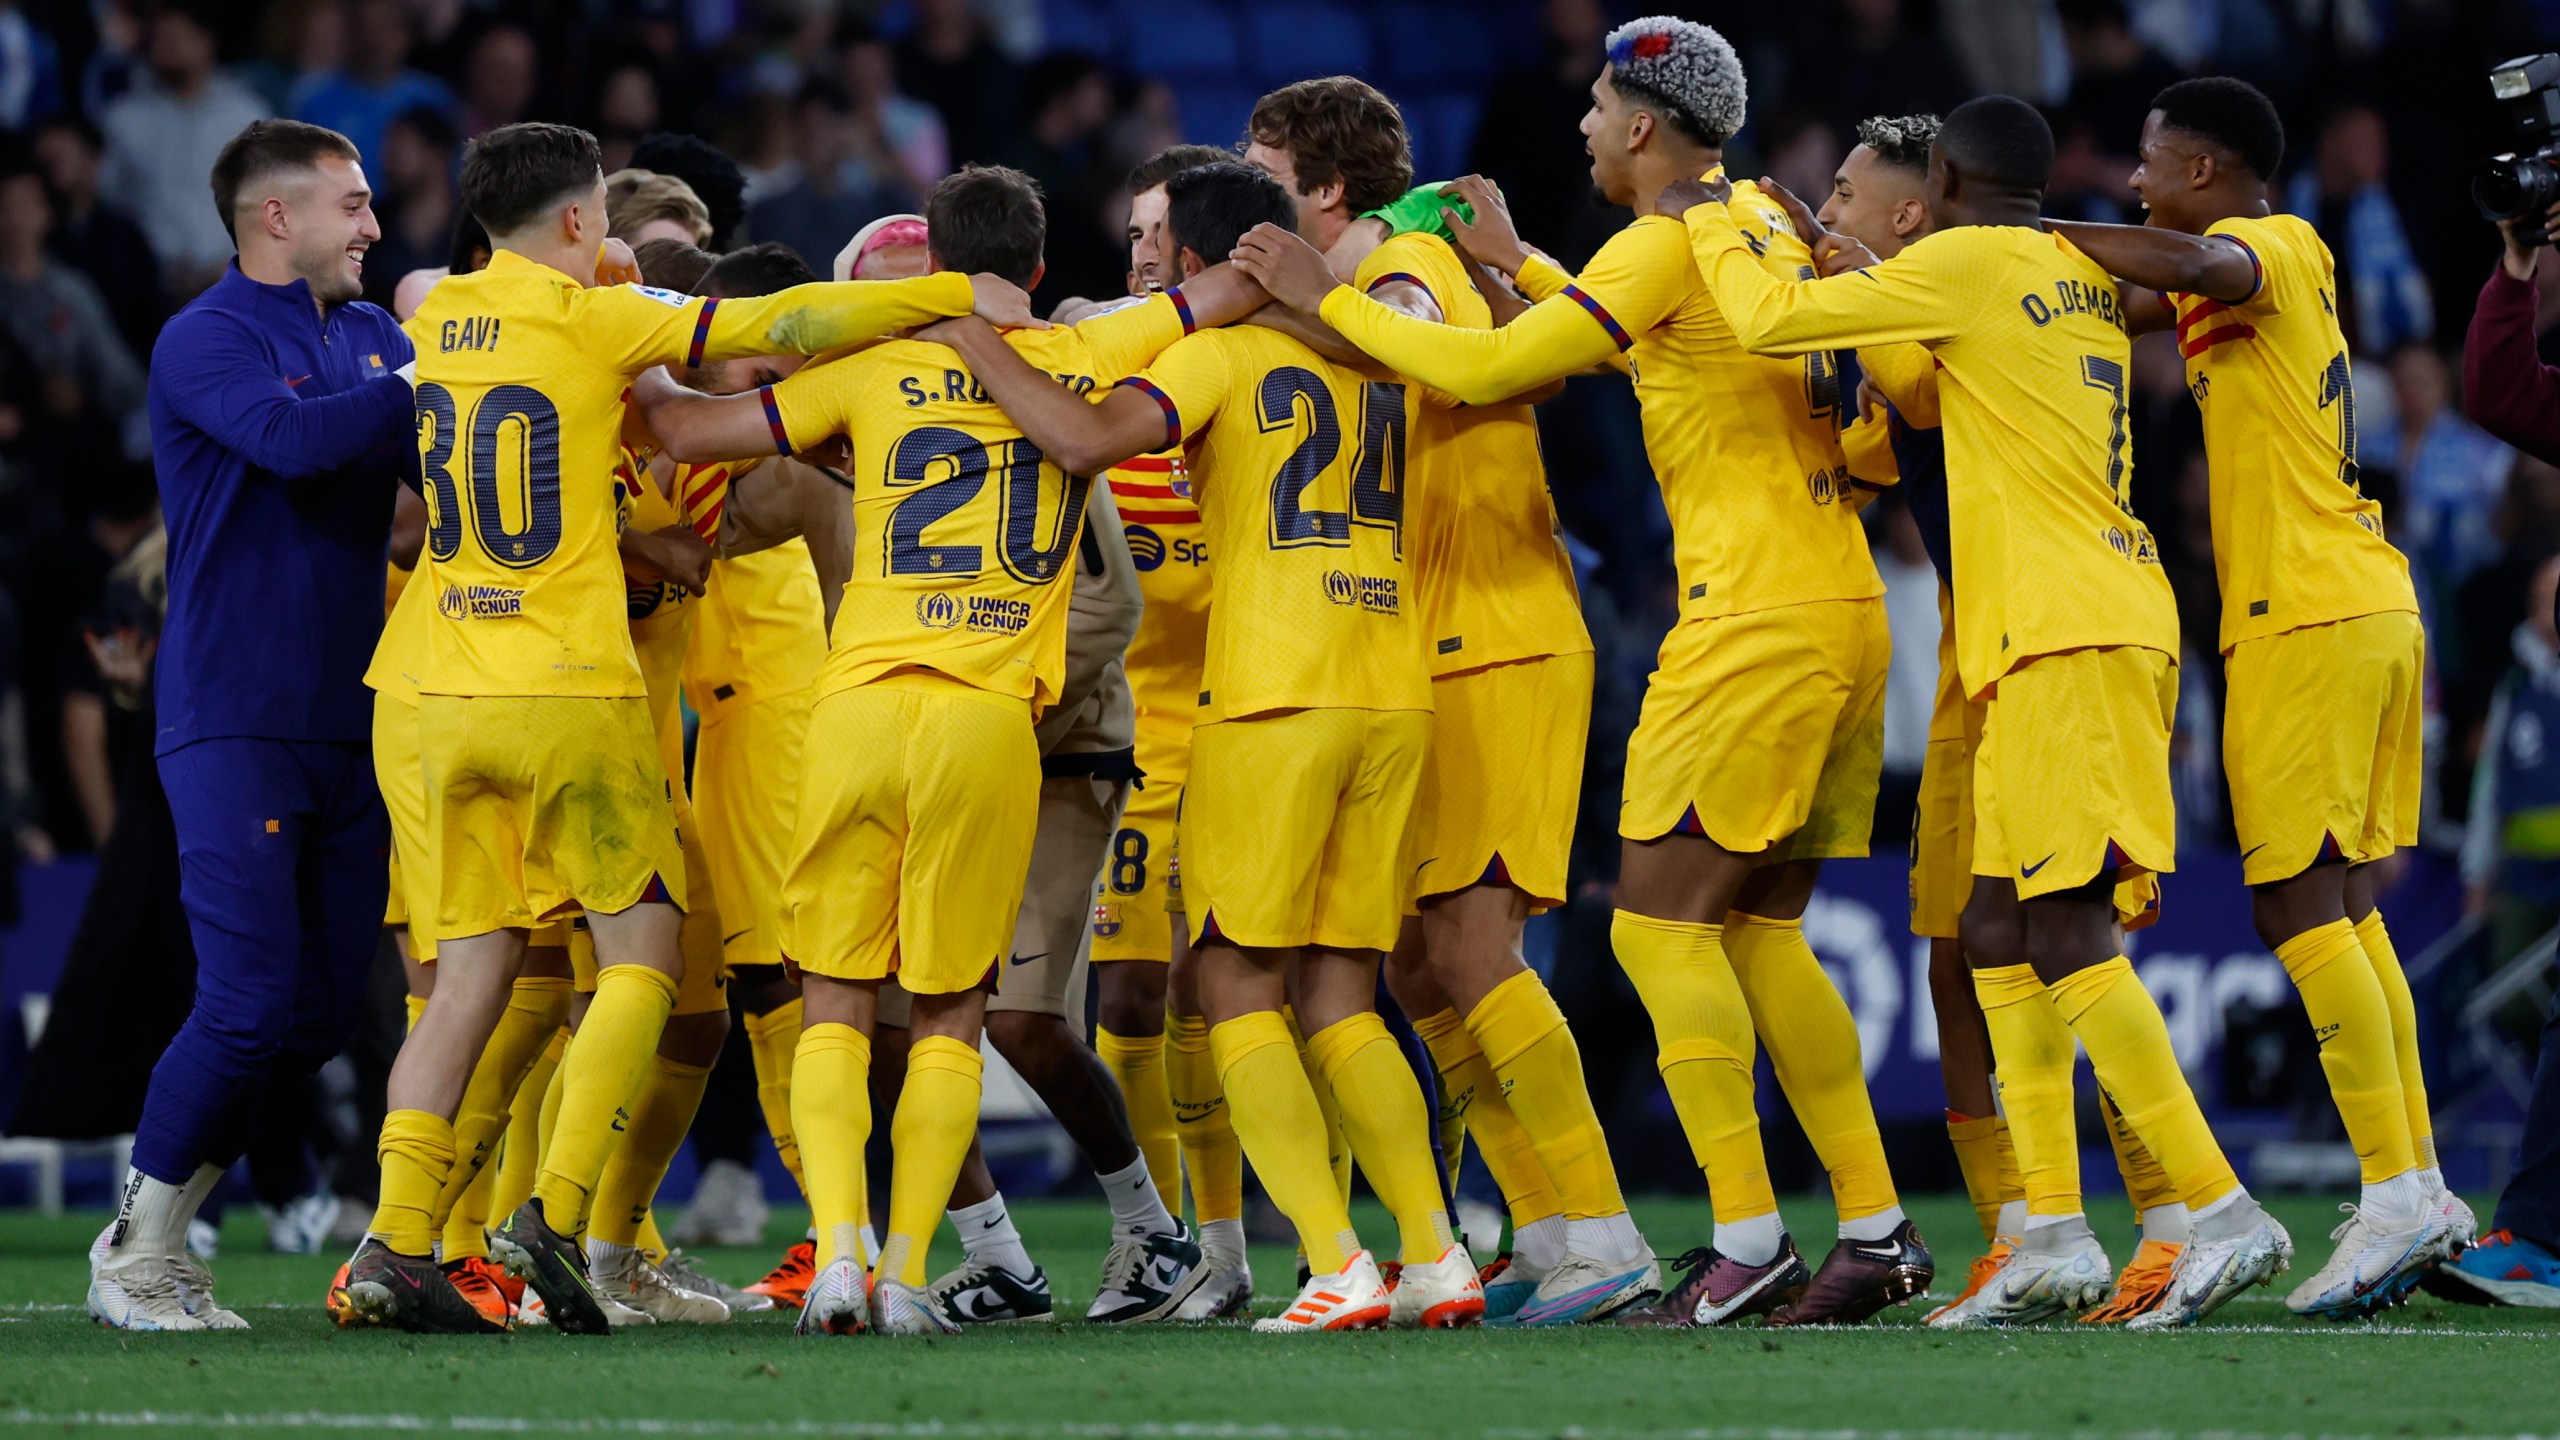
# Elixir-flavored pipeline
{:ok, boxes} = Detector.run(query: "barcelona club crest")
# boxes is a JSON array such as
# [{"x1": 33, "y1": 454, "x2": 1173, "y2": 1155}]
[{"x1": 1091, "y1": 900, "x2": 1122, "y2": 939}]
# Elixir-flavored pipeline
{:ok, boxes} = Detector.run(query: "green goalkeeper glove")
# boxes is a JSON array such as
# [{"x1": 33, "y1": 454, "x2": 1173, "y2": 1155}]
[{"x1": 1362, "y1": 183, "x2": 1476, "y2": 242}]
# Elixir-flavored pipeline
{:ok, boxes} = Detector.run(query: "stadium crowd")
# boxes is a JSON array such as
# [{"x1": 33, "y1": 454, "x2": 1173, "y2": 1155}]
[{"x1": 0, "y1": 0, "x2": 2556, "y2": 1327}]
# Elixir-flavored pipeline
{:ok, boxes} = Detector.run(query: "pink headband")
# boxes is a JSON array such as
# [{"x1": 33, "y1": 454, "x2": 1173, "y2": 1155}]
[{"x1": 846, "y1": 216, "x2": 929, "y2": 278}]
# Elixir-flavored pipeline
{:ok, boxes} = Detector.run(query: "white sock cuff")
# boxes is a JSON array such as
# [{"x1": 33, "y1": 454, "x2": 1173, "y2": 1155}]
[{"x1": 1839, "y1": 1205, "x2": 1907, "y2": 1243}]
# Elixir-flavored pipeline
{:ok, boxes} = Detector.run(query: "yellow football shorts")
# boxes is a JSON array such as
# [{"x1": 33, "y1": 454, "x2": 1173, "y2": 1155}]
[
  {"x1": 2224, "y1": 609, "x2": 2425, "y2": 886},
  {"x1": 1621, "y1": 597, "x2": 1888, "y2": 859},
  {"x1": 779, "y1": 673, "x2": 1040, "y2": 995},
  {"x1": 691, "y1": 686, "x2": 813, "y2": 973},
  {"x1": 1973, "y1": 645, "x2": 2178, "y2": 901},
  {"x1": 1092, "y1": 715, "x2": 1190, "y2": 962},
  {"x1": 562, "y1": 787, "x2": 726, "y2": 1014},
  {"x1": 1182, "y1": 707, "x2": 1429, "y2": 953},
  {"x1": 1910, "y1": 590, "x2": 1980, "y2": 940},
  {"x1": 374, "y1": 690, "x2": 433, "y2": 958},
  {"x1": 1411, "y1": 652, "x2": 1593, "y2": 912},
  {"x1": 417, "y1": 694, "x2": 684, "y2": 941}
]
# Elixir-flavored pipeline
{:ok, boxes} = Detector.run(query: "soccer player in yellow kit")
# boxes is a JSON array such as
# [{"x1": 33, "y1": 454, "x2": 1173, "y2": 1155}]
[
  {"x1": 941, "y1": 161, "x2": 1472, "y2": 1333},
  {"x1": 2045, "y1": 77, "x2": 2471, "y2": 1316},
  {"x1": 1236, "y1": 21, "x2": 1925, "y2": 1329},
  {"x1": 1086, "y1": 143, "x2": 1256, "y2": 1319},
  {"x1": 1672, "y1": 94, "x2": 2294, "y2": 1329},
  {"x1": 631, "y1": 165, "x2": 1227, "y2": 1336},
  {"x1": 340, "y1": 121, "x2": 1034, "y2": 1336},
  {"x1": 1238, "y1": 76, "x2": 1657, "y2": 1326}
]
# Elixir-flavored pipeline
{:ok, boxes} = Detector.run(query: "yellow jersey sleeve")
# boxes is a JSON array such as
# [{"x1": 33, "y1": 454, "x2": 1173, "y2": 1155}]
[
  {"x1": 2178, "y1": 213, "x2": 2413, "y2": 648},
  {"x1": 1067, "y1": 291, "x2": 1191, "y2": 383},
  {"x1": 1687, "y1": 205, "x2": 1981, "y2": 353},
  {"x1": 1860, "y1": 341, "x2": 1941, "y2": 427},
  {"x1": 585, "y1": 274, "x2": 979, "y2": 376},
  {"x1": 1123, "y1": 329, "x2": 1242, "y2": 454},
  {"x1": 1356, "y1": 233, "x2": 1588, "y2": 673}
]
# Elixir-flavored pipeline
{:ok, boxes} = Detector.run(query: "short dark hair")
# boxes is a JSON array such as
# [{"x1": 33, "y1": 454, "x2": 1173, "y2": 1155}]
[
  {"x1": 1247, "y1": 77, "x2": 1413, "y2": 213},
  {"x1": 1164, "y1": 160, "x2": 1295, "y2": 270},
  {"x1": 387, "y1": 103, "x2": 459, "y2": 156},
  {"x1": 209, "y1": 118, "x2": 360, "y2": 242},
  {"x1": 2153, "y1": 76, "x2": 2285, "y2": 181},
  {"x1": 1856, "y1": 114, "x2": 1941, "y2": 177},
  {"x1": 925, "y1": 165, "x2": 1046, "y2": 289},
  {"x1": 1023, "y1": 53, "x2": 1104, "y2": 120},
  {"x1": 1937, "y1": 95, "x2": 2054, "y2": 192},
  {"x1": 701, "y1": 241, "x2": 816, "y2": 299},
  {"x1": 633, "y1": 236, "x2": 715, "y2": 293},
  {"x1": 1127, "y1": 144, "x2": 1234, "y2": 198},
  {"x1": 460, "y1": 121, "x2": 603, "y2": 236},
  {"x1": 445, "y1": 211, "x2": 491, "y2": 272}
]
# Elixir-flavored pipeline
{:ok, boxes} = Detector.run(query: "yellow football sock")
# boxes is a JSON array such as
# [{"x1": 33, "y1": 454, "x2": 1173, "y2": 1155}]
[
  {"x1": 2097, "y1": 1087, "x2": 2180, "y2": 1213},
  {"x1": 636, "y1": 1211, "x2": 668, "y2": 1261},
  {"x1": 1469, "y1": 969, "x2": 1626, "y2": 1220},
  {"x1": 1098, "y1": 1026, "x2": 1180, "y2": 1209},
  {"x1": 588, "y1": 1054, "x2": 715, "y2": 1248},
  {"x1": 535, "y1": 1032, "x2": 567, "y2": 1162},
  {"x1": 1726, "y1": 912, "x2": 1899, "y2": 1221},
  {"x1": 1213, "y1": 1010, "x2": 1360, "y2": 1274},
  {"x1": 1946, "y1": 1111, "x2": 2016, "y2": 1243},
  {"x1": 1612, "y1": 910, "x2": 1772, "y2": 1223},
  {"x1": 1291, "y1": 1011, "x2": 1355, "y2": 1207},
  {"x1": 2278, "y1": 919, "x2": 2418, "y2": 1182},
  {"x1": 2357, "y1": 910, "x2": 2437, "y2": 1170},
  {"x1": 1975, "y1": 964, "x2": 2081, "y2": 1218},
  {"x1": 434, "y1": 976, "x2": 570, "y2": 1255},
  {"x1": 1413, "y1": 1007, "x2": 1562, "y2": 1230},
  {"x1": 2047, "y1": 957, "x2": 2238, "y2": 1210},
  {"x1": 534, "y1": 964, "x2": 679, "y2": 1238},
  {"x1": 370, "y1": 1109, "x2": 454, "y2": 1257},
  {"x1": 1309, "y1": 1013, "x2": 1459, "y2": 1265},
  {"x1": 793, "y1": 1022, "x2": 872, "y2": 1273},
  {"x1": 882, "y1": 1034, "x2": 984, "y2": 1288},
  {"x1": 1166, "y1": 1011, "x2": 1243, "y2": 1223},
  {"x1": 493, "y1": 1026, "x2": 568, "y2": 1223},
  {"x1": 742, "y1": 998, "x2": 807, "y2": 1196},
  {"x1": 403, "y1": 993, "x2": 428, "y2": 1033}
]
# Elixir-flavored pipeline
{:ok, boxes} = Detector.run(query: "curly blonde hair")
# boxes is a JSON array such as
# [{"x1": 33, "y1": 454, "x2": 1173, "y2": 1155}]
[{"x1": 605, "y1": 168, "x2": 713, "y2": 246}]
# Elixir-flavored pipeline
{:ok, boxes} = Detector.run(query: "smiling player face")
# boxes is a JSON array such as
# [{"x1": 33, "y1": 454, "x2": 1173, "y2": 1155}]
[{"x1": 285, "y1": 153, "x2": 383, "y2": 305}]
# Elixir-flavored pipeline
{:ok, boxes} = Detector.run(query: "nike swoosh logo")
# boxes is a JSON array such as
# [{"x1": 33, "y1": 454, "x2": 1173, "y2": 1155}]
[
  {"x1": 2020, "y1": 854, "x2": 2055, "y2": 879},
  {"x1": 723, "y1": 928, "x2": 752, "y2": 946},
  {"x1": 1009, "y1": 951, "x2": 1048, "y2": 968},
  {"x1": 284, "y1": 374, "x2": 311, "y2": 387},
  {"x1": 2241, "y1": 843, "x2": 2268, "y2": 861}
]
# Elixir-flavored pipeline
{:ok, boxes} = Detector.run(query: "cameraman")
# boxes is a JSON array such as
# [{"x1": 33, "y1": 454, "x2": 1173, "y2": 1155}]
[{"x1": 2437, "y1": 197, "x2": 2560, "y2": 1306}]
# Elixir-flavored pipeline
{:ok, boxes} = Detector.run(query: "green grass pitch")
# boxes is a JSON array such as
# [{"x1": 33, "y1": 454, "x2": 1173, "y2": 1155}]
[{"x1": 4, "y1": 1191, "x2": 2555, "y2": 1439}]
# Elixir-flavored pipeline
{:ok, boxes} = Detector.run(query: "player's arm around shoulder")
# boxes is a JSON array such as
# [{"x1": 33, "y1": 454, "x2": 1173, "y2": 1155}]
[
  {"x1": 2045, "y1": 218, "x2": 2261, "y2": 315},
  {"x1": 628, "y1": 364, "x2": 795, "y2": 464},
  {"x1": 915, "y1": 315, "x2": 1175, "y2": 477}
]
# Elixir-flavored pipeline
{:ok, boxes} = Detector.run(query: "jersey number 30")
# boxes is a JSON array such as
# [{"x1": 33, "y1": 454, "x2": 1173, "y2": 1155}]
[{"x1": 417, "y1": 381, "x2": 563, "y2": 569}]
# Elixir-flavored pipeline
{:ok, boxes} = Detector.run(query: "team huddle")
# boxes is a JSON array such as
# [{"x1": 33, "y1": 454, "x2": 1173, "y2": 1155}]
[{"x1": 83, "y1": 12, "x2": 2477, "y2": 1339}]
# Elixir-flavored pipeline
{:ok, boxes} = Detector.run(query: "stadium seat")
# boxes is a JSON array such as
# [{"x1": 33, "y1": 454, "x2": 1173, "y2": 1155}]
[
  {"x1": 1122, "y1": 0, "x2": 1243, "y2": 79},
  {"x1": 1041, "y1": 0, "x2": 1117, "y2": 56},
  {"x1": 1177, "y1": 84, "x2": 1261, "y2": 150},
  {"x1": 1374, "y1": 3, "x2": 1493, "y2": 89},
  {"x1": 1248, "y1": 0, "x2": 1375, "y2": 83}
]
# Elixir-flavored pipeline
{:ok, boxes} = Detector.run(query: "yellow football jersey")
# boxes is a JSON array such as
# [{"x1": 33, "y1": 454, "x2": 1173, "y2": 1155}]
[
  {"x1": 1108, "y1": 450, "x2": 1210, "y2": 736},
  {"x1": 1126, "y1": 325, "x2": 1433, "y2": 720},
  {"x1": 2173, "y1": 213, "x2": 2416, "y2": 651},
  {"x1": 404, "y1": 252, "x2": 974, "y2": 700},
  {"x1": 622, "y1": 455, "x2": 704, "y2": 782},
  {"x1": 1320, "y1": 176, "x2": 1877, "y2": 624},
  {"x1": 684, "y1": 541, "x2": 828, "y2": 712},
  {"x1": 767, "y1": 293, "x2": 1189, "y2": 708},
  {"x1": 1354, "y1": 233, "x2": 1588, "y2": 674},
  {"x1": 1689, "y1": 211, "x2": 2179, "y2": 697},
  {"x1": 366, "y1": 552, "x2": 434, "y2": 702}
]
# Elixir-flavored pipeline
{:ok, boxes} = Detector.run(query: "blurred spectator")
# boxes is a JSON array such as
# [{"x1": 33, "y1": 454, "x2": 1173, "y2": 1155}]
[
  {"x1": 897, "y1": 0, "x2": 1021, "y2": 167},
  {"x1": 1467, "y1": 0, "x2": 1613, "y2": 269},
  {"x1": 1805, "y1": 0, "x2": 1968, "y2": 145},
  {"x1": 591, "y1": 56, "x2": 662, "y2": 174},
  {"x1": 289, "y1": 0, "x2": 454, "y2": 174},
  {"x1": 841, "y1": 17, "x2": 951, "y2": 200},
  {"x1": 362, "y1": 106, "x2": 459, "y2": 311},
  {"x1": 744, "y1": 78, "x2": 917, "y2": 274},
  {"x1": 607, "y1": 169, "x2": 713, "y2": 248},
  {"x1": 0, "y1": 165, "x2": 146, "y2": 462},
  {"x1": 1939, "y1": 0, "x2": 2053, "y2": 99},
  {"x1": 240, "y1": 0, "x2": 341, "y2": 114},
  {"x1": 995, "y1": 53, "x2": 1119, "y2": 301},
  {"x1": 1758, "y1": 109, "x2": 1844, "y2": 213},
  {"x1": 0, "y1": 0, "x2": 64, "y2": 129},
  {"x1": 2047, "y1": 0, "x2": 2179, "y2": 218},
  {"x1": 2463, "y1": 554, "x2": 2560, "y2": 961},
  {"x1": 33, "y1": 115, "x2": 165, "y2": 359},
  {"x1": 631, "y1": 132, "x2": 750, "y2": 253},
  {"x1": 458, "y1": 22, "x2": 536, "y2": 138},
  {"x1": 2384, "y1": 344, "x2": 2515, "y2": 611},
  {"x1": 99, "y1": 2, "x2": 269, "y2": 297},
  {"x1": 2284, "y1": 104, "x2": 2433, "y2": 356}
]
